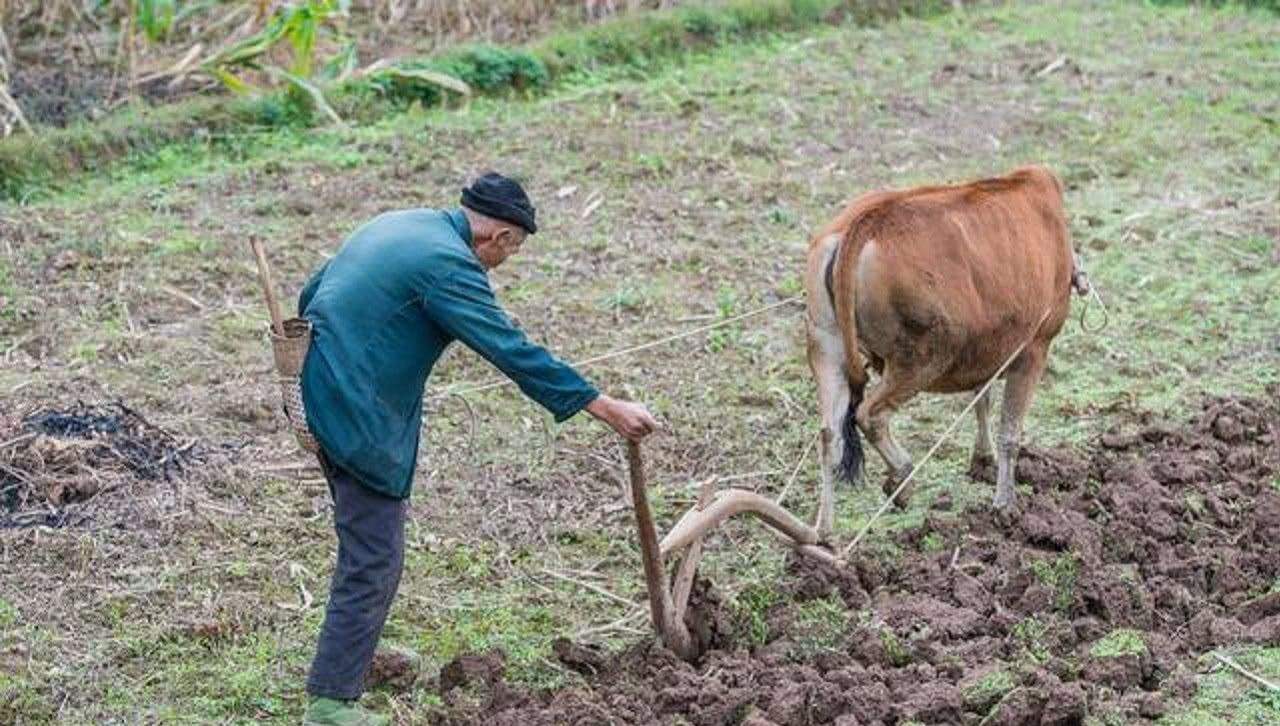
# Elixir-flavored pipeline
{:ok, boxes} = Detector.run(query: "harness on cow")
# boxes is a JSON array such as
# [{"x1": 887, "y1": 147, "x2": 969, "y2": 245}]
[{"x1": 1071, "y1": 251, "x2": 1091, "y2": 297}]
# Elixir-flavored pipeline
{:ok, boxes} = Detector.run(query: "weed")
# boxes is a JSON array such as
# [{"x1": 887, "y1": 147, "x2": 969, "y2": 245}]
[
  {"x1": 0, "y1": 260, "x2": 19, "y2": 323},
  {"x1": 1090, "y1": 629, "x2": 1147, "y2": 659},
  {"x1": 598, "y1": 286, "x2": 648, "y2": 313},
  {"x1": 789, "y1": 596, "x2": 847, "y2": 657},
  {"x1": 0, "y1": 598, "x2": 16, "y2": 628},
  {"x1": 880, "y1": 627, "x2": 911, "y2": 667},
  {"x1": 1030, "y1": 554, "x2": 1080, "y2": 612},
  {"x1": 1012, "y1": 617, "x2": 1051, "y2": 664},
  {"x1": 920, "y1": 532, "x2": 946, "y2": 554},
  {"x1": 732, "y1": 583, "x2": 784, "y2": 648},
  {"x1": 962, "y1": 669, "x2": 1016, "y2": 712}
]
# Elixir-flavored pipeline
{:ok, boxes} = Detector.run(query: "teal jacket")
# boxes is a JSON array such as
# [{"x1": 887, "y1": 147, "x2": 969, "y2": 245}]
[{"x1": 298, "y1": 208, "x2": 599, "y2": 498}]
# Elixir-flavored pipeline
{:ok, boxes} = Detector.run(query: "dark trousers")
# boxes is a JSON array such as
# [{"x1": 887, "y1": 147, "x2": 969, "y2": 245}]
[{"x1": 306, "y1": 451, "x2": 407, "y2": 700}]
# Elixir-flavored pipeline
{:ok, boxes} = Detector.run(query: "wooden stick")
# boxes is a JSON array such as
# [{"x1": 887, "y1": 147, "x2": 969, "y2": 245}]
[
  {"x1": 625, "y1": 440, "x2": 695, "y2": 660},
  {"x1": 249, "y1": 236, "x2": 286, "y2": 337},
  {"x1": 1212, "y1": 652, "x2": 1280, "y2": 693},
  {"x1": 672, "y1": 479, "x2": 715, "y2": 623},
  {"x1": 541, "y1": 568, "x2": 632, "y2": 607}
]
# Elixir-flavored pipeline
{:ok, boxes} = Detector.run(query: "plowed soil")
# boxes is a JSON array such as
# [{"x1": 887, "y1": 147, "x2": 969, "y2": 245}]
[{"x1": 429, "y1": 394, "x2": 1280, "y2": 725}]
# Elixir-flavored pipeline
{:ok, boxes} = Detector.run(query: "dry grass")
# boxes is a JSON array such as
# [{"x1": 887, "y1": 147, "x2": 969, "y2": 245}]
[
  {"x1": 0, "y1": 0, "x2": 699, "y2": 129},
  {"x1": 0, "y1": 1, "x2": 1276, "y2": 723}
]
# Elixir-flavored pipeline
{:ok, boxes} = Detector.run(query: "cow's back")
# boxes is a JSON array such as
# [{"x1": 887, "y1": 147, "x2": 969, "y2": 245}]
[{"x1": 838, "y1": 165, "x2": 1073, "y2": 392}]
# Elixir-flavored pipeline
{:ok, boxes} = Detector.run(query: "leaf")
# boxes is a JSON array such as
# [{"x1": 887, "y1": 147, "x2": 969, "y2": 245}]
[
  {"x1": 320, "y1": 41, "x2": 359, "y2": 83},
  {"x1": 205, "y1": 14, "x2": 288, "y2": 69},
  {"x1": 283, "y1": 5, "x2": 320, "y2": 78},
  {"x1": 265, "y1": 65, "x2": 344, "y2": 126},
  {"x1": 136, "y1": 0, "x2": 177, "y2": 42},
  {"x1": 367, "y1": 67, "x2": 471, "y2": 96},
  {"x1": 210, "y1": 68, "x2": 255, "y2": 95}
]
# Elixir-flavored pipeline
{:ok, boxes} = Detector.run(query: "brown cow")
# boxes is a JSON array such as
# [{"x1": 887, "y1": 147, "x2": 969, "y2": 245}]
[{"x1": 804, "y1": 165, "x2": 1080, "y2": 537}]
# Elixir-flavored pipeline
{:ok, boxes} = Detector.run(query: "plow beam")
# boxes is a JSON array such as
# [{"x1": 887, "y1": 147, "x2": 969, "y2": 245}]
[{"x1": 659, "y1": 489, "x2": 822, "y2": 557}]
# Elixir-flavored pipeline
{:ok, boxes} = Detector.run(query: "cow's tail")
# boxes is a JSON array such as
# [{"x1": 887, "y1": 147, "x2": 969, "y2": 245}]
[
  {"x1": 838, "y1": 380, "x2": 866, "y2": 485},
  {"x1": 825, "y1": 227, "x2": 873, "y2": 486}
]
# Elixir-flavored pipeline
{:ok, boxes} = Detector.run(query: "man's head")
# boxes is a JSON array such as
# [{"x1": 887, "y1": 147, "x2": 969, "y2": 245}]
[{"x1": 460, "y1": 173, "x2": 537, "y2": 269}]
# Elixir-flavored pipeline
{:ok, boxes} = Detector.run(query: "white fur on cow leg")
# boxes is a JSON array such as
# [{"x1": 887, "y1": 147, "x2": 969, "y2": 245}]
[
  {"x1": 968, "y1": 387, "x2": 996, "y2": 483},
  {"x1": 815, "y1": 428, "x2": 836, "y2": 539},
  {"x1": 805, "y1": 245, "x2": 851, "y2": 540},
  {"x1": 993, "y1": 347, "x2": 1047, "y2": 510}
]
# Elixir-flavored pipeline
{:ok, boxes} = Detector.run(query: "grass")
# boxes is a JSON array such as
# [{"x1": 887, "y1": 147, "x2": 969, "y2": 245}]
[
  {"x1": 1031, "y1": 554, "x2": 1081, "y2": 613},
  {"x1": 962, "y1": 668, "x2": 1017, "y2": 713},
  {"x1": 1161, "y1": 648, "x2": 1280, "y2": 726},
  {"x1": 0, "y1": 0, "x2": 957, "y2": 203},
  {"x1": 1090, "y1": 629, "x2": 1148, "y2": 659},
  {"x1": 0, "y1": 0, "x2": 1277, "y2": 723},
  {"x1": 789, "y1": 595, "x2": 849, "y2": 657}
]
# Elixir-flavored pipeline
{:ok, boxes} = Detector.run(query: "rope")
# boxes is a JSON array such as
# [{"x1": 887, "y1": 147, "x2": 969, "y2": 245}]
[
  {"x1": 775, "y1": 429, "x2": 818, "y2": 507},
  {"x1": 841, "y1": 305, "x2": 1054, "y2": 558},
  {"x1": 428, "y1": 296, "x2": 803, "y2": 400},
  {"x1": 1079, "y1": 283, "x2": 1109, "y2": 333}
]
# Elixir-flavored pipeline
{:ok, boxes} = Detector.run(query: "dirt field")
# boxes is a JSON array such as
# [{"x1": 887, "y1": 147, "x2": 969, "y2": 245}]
[
  {"x1": 1, "y1": 1, "x2": 1277, "y2": 724},
  {"x1": 424, "y1": 394, "x2": 1280, "y2": 724}
]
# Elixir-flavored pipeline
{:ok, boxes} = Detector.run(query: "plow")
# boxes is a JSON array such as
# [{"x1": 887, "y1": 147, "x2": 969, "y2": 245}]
[{"x1": 623, "y1": 439, "x2": 838, "y2": 661}]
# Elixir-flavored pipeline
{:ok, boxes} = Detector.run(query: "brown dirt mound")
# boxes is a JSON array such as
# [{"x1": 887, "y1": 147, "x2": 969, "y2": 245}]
[{"x1": 429, "y1": 394, "x2": 1279, "y2": 725}]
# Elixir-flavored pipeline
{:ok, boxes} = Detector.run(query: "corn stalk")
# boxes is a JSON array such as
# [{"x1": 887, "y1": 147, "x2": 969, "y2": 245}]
[
  {"x1": 200, "y1": 0, "x2": 467, "y2": 124},
  {"x1": 0, "y1": 23, "x2": 31, "y2": 136}
]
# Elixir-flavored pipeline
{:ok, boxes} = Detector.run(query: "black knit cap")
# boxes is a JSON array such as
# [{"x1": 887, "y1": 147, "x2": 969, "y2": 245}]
[{"x1": 460, "y1": 172, "x2": 537, "y2": 234}]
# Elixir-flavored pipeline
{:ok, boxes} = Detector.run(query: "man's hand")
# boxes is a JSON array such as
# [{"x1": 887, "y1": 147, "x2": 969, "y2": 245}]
[{"x1": 586, "y1": 395, "x2": 659, "y2": 442}]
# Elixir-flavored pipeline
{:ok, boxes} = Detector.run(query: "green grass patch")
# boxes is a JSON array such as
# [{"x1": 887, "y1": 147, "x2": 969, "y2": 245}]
[
  {"x1": 789, "y1": 595, "x2": 848, "y2": 657},
  {"x1": 1012, "y1": 617, "x2": 1051, "y2": 664},
  {"x1": 1162, "y1": 648, "x2": 1280, "y2": 725},
  {"x1": 880, "y1": 626, "x2": 912, "y2": 667},
  {"x1": 962, "y1": 668, "x2": 1017, "y2": 713},
  {"x1": 1030, "y1": 554, "x2": 1081, "y2": 613},
  {"x1": 414, "y1": 600, "x2": 565, "y2": 688},
  {"x1": 732, "y1": 581, "x2": 786, "y2": 648},
  {"x1": 0, "y1": 0, "x2": 958, "y2": 203},
  {"x1": 1090, "y1": 628, "x2": 1148, "y2": 659}
]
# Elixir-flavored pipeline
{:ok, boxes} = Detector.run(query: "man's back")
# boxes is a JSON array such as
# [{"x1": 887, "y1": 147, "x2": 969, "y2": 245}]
[{"x1": 300, "y1": 208, "x2": 476, "y2": 497}]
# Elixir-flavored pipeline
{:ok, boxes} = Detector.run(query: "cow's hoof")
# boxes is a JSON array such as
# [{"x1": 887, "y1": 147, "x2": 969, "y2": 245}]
[
  {"x1": 992, "y1": 493, "x2": 1020, "y2": 525},
  {"x1": 968, "y1": 454, "x2": 995, "y2": 483},
  {"x1": 883, "y1": 473, "x2": 914, "y2": 509}
]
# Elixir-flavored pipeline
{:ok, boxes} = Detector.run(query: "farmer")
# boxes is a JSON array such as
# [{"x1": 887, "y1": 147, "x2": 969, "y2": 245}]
[{"x1": 296, "y1": 172, "x2": 659, "y2": 725}]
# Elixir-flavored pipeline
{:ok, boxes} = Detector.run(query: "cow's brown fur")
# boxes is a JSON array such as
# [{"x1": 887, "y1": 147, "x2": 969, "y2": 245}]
[{"x1": 805, "y1": 165, "x2": 1076, "y2": 533}]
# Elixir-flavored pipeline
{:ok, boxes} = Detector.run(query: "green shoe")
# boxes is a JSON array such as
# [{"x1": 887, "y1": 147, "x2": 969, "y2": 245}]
[{"x1": 302, "y1": 696, "x2": 390, "y2": 726}]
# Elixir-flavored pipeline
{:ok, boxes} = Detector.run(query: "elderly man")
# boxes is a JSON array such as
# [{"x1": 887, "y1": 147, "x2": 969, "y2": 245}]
[{"x1": 297, "y1": 173, "x2": 658, "y2": 725}]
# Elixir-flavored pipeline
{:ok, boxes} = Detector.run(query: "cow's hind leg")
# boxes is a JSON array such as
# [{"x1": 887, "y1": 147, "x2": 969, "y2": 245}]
[
  {"x1": 808, "y1": 322, "x2": 854, "y2": 541},
  {"x1": 994, "y1": 345, "x2": 1048, "y2": 510},
  {"x1": 967, "y1": 387, "x2": 995, "y2": 482},
  {"x1": 855, "y1": 365, "x2": 923, "y2": 509}
]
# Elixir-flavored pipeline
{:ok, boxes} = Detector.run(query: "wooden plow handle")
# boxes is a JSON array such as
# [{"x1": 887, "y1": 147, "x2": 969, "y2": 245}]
[
  {"x1": 625, "y1": 440, "x2": 696, "y2": 660},
  {"x1": 623, "y1": 439, "x2": 840, "y2": 662}
]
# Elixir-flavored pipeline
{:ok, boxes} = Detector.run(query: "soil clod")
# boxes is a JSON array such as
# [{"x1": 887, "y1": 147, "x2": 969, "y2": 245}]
[{"x1": 430, "y1": 395, "x2": 1279, "y2": 724}]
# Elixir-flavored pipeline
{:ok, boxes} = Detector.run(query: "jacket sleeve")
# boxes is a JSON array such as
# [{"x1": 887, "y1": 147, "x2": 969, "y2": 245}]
[
  {"x1": 298, "y1": 259, "x2": 330, "y2": 315},
  {"x1": 422, "y1": 266, "x2": 598, "y2": 422}
]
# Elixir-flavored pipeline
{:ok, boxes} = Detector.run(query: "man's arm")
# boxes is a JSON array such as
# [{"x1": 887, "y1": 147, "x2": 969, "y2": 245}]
[{"x1": 423, "y1": 268, "x2": 657, "y2": 439}]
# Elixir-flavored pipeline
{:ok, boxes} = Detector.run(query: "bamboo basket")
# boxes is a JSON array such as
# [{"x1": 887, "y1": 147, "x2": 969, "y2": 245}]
[{"x1": 270, "y1": 317, "x2": 320, "y2": 453}]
